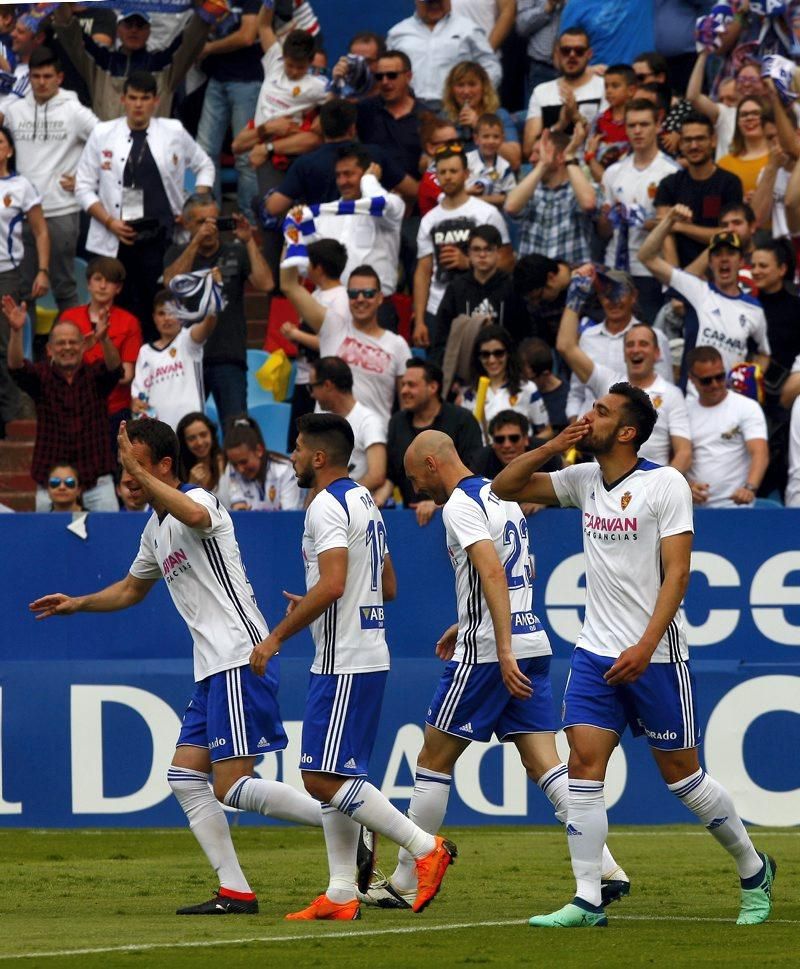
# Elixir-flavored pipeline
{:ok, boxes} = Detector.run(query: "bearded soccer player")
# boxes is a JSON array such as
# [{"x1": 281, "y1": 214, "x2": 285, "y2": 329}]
[
  {"x1": 30, "y1": 419, "x2": 323, "y2": 915},
  {"x1": 493, "y1": 384, "x2": 776, "y2": 928}
]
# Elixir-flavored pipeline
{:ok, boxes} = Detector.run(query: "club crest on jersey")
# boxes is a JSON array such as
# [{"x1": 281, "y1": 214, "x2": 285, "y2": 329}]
[
  {"x1": 360, "y1": 605, "x2": 385, "y2": 629},
  {"x1": 650, "y1": 394, "x2": 663, "y2": 409},
  {"x1": 292, "y1": 85, "x2": 301, "y2": 96},
  {"x1": 268, "y1": 485, "x2": 276, "y2": 502},
  {"x1": 621, "y1": 491, "x2": 632, "y2": 510},
  {"x1": 169, "y1": 347, "x2": 177, "y2": 358},
  {"x1": 2, "y1": 194, "x2": 10, "y2": 207}
]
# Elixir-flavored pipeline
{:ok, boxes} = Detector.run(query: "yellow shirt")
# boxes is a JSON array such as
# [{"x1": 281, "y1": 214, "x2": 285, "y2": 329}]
[{"x1": 717, "y1": 153, "x2": 769, "y2": 195}]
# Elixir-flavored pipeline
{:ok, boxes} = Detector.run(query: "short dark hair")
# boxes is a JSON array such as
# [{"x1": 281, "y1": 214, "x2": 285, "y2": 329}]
[
  {"x1": 633, "y1": 51, "x2": 667, "y2": 76},
  {"x1": 625, "y1": 323, "x2": 659, "y2": 348},
  {"x1": 313, "y1": 356, "x2": 354, "y2": 393},
  {"x1": 560, "y1": 26, "x2": 590, "y2": 45},
  {"x1": 488, "y1": 410, "x2": 530, "y2": 436},
  {"x1": 29, "y1": 47, "x2": 62, "y2": 72},
  {"x1": 348, "y1": 264, "x2": 381, "y2": 288},
  {"x1": 685, "y1": 346, "x2": 723, "y2": 370},
  {"x1": 283, "y1": 29, "x2": 314, "y2": 64},
  {"x1": 223, "y1": 414, "x2": 266, "y2": 452},
  {"x1": 307, "y1": 239, "x2": 348, "y2": 280},
  {"x1": 680, "y1": 111, "x2": 714, "y2": 135},
  {"x1": 518, "y1": 337, "x2": 554, "y2": 376},
  {"x1": 720, "y1": 201, "x2": 756, "y2": 224},
  {"x1": 514, "y1": 254, "x2": 559, "y2": 295},
  {"x1": 296, "y1": 412, "x2": 355, "y2": 467},
  {"x1": 624, "y1": 97, "x2": 660, "y2": 122},
  {"x1": 86, "y1": 256, "x2": 125, "y2": 284},
  {"x1": 754, "y1": 237, "x2": 795, "y2": 278},
  {"x1": 125, "y1": 418, "x2": 180, "y2": 470},
  {"x1": 637, "y1": 81, "x2": 670, "y2": 114},
  {"x1": 349, "y1": 31, "x2": 386, "y2": 56},
  {"x1": 0, "y1": 126, "x2": 16, "y2": 174},
  {"x1": 378, "y1": 49, "x2": 412, "y2": 72},
  {"x1": 176, "y1": 411, "x2": 222, "y2": 489},
  {"x1": 469, "y1": 224, "x2": 502, "y2": 248},
  {"x1": 406, "y1": 357, "x2": 443, "y2": 398},
  {"x1": 608, "y1": 382, "x2": 657, "y2": 450},
  {"x1": 123, "y1": 70, "x2": 157, "y2": 95},
  {"x1": 336, "y1": 144, "x2": 372, "y2": 170},
  {"x1": 434, "y1": 146, "x2": 467, "y2": 169},
  {"x1": 152, "y1": 289, "x2": 174, "y2": 311},
  {"x1": 605, "y1": 64, "x2": 636, "y2": 86},
  {"x1": 475, "y1": 112, "x2": 503, "y2": 132},
  {"x1": 320, "y1": 98, "x2": 357, "y2": 138}
]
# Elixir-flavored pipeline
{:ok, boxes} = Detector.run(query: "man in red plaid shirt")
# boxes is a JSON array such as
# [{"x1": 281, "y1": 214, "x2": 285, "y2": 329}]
[{"x1": 3, "y1": 296, "x2": 121, "y2": 511}]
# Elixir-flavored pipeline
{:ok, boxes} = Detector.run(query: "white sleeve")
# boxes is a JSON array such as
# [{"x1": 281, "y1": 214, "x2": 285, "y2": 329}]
[
  {"x1": 585, "y1": 361, "x2": 618, "y2": 400},
  {"x1": 129, "y1": 347, "x2": 146, "y2": 401},
  {"x1": 566, "y1": 369, "x2": 587, "y2": 419},
  {"x1": 668, "y1": 269, "x2": 707, "y2": 308},
  {"x1": 740, "y1": 399, "x2": 768, "y2": 441},
  {"x1": 75, "y1": 130, "x2": 101, "y2": 211},
  {"x1": 550, "y1": 463, "x2": 595, "y2": 509},
  {"x1": 184, "y1": 129, "x2": 215, "y2": 191},
  {"x1": 185, "y1": 487, "x2": 228, "y2": 536},
  {"x1": 361, "y1": 409, "x2": 388, "y2": 447},
  {"x1": 524, "y1": 385, "x2": 549, "y2": 430},
  {"x1": 75, "y1": 103, "x2": 100, "y2": 142},
  {"x1": 665, "y1": 390, "x2": 691, "y2": 440},
  {"x1": 416, "y1": 213, "x2": 434, "y2": 259},
  {"x1": 486, "y1": 204, "x2": 511, "y2": 244},
  {"x1": 390, "y1": 334, "x2": 411, "y2": 377},
  {"x1": 752, "y1": 309, "x2": 771, "y2": 356},
  {"x1": 308, "y1": 494, "x2": 349, "y2": 554},
  {"x1": 526, "y1": 86, "x2": 543, "y2": 121},
  {"x1": 652, "y1": 469, "x2": 694, "y2": 538},
  {"x1": 442, "y1": 493, "x2": 492, "y2": 551},
  {"x1": 128, "y1": 520, "x2": 162, "y2": 579},
  {"x1": 228, "y1": 471, "x2": 250, "y2": 509},
  {"x1": 21, "y1": 177, "x2": 42, "y2": 211},
  {"x1": 277, "y1": 463, "x2": 304, "y2": 510}
]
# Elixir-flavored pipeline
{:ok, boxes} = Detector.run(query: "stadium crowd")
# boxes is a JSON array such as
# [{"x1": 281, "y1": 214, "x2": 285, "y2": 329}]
[{"x1": 1, "y1": 0, "x2": 800, "y2": 515}]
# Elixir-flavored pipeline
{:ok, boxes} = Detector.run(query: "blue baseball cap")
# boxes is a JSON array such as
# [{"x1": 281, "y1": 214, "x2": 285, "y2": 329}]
[{"x1": 118, "y1": 10, "x2": 152, "y2": 25}]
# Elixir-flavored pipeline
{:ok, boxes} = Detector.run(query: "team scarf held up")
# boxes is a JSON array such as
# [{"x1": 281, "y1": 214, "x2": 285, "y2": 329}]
[
  {"x1": 167, "y1": 270, "x2": 227, "y2": 323},
  {"x1": 280, "y1": 196, "x2": 388, "y2": 271}
]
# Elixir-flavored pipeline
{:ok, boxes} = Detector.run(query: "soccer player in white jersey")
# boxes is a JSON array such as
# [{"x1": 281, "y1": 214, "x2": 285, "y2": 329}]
[
  {"x1": 493, "y1": 383, "x2": 776, "y2": 927},
  {"x1": 30, "y1": 419, "x2": 323, "y2": 916},
  {"x1": 358, "y1": 429, "x2": 628, "y2": 911},
  {"x1": 250, "y1": 413, "x2": 457, "y2": 921}
]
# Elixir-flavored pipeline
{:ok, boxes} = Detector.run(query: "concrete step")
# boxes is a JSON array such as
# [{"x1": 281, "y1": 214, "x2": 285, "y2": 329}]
[
  {"x1": 0, "y1": 440, "x2": 34, "y2": 472},
  {"x1": 5, "y1": 419, "x2": 36, "y2": 441},
  {"x1": 0, "y1": 491, "x2": 34, "y2": 512}
]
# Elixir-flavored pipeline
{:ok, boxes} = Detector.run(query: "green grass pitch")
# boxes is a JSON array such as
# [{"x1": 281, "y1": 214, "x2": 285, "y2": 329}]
[{"x1": 2, "y1": 825, "x2": 797, "y2": 968}]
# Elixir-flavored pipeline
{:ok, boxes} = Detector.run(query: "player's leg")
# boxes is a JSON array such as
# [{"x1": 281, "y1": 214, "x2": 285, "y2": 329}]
[
  {"x1": 642, "y1": 661, "x2": 775, "y2": 925},
  {"x1": 211, "y1": 664, "x2": 323, "y2": 826}
]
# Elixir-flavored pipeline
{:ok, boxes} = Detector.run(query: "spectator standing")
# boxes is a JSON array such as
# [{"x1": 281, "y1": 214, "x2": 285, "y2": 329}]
[
  {"x1": 583, "y1": 64, "x2": 636, "y2": 184},
  {"x1": 75, "y1": 71, "x2": 215, "y2": 342},
  {"x1": 2, "y1": 48, "x2": 98, "y2": 314},
  {"x1": 4, "y1": 302, "x2": 121, "y2": 511},
  {"x1": 0, "y1": 125, "x2": 49, "y2": 434},
  {"x1": 60, "y1": 257, "x2": 142, "y2": 438},
  {"x1": 653, "y1": 113, "x2": 744, "y2": 267},
  {"x1": 417, "y1": 117, "x2": 460, "y2": 217},
  {"x1": 686, "y1": 346, "x2": 768, "y2": 509},
  {"x1": 387, "y1": 0, "x2": 501, "y2": 111},
  {"x1": 598, "y1": 99, "x2": 680, "y2": 322},
  {"x1": 505, "y1": 126, "x2": 595, "y2": 262},
  {"x1": 379, "y1": 358, "x2": 483, "y2": 523},
  {"x1": 0, "y1": 10, "x2": 46, "y2": 112},
  {"x1": 163, "y1": 196, "x2": 273, "y2": 429},
  {"x1": 522, "y1": 26, "x2": 606, "y2": 156},
  {"x1": 52, "y1": 5, "x2": 216, "y2": 121},
  {"x1": 308, "y1": 356, "x2": 388, "y2": 497},
  {"x1": 414, "y1": 145, "x2": 512, "y2": 348},
  {"x1": 516, "y1": 0, "x2": 564, "y2": 101},
  {"x1": 196, "y1": 0, "x2": 263, "y2": 216},
  {"x1": 452, "y1": 0, "x2": 517, "y2": 52}
]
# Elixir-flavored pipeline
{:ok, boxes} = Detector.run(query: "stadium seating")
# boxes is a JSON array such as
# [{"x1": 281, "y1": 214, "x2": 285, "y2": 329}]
[{"x1": 250, "y1": 401, "x2": 291, "y2": 454}]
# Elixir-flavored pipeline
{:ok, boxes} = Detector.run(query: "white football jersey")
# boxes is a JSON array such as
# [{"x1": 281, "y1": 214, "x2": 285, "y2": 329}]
[
  {"x1": 550, "y1": 461, "x2": 693, "y2": 662},
  {"x1": 461, "y1": 380, "x2": 549, "y2": 436},
  {"x1": 442, "y1": 476, "x2": 551, "y2": 665},
  {"x1": 130, "y1": 327, "x2": 205, "y2": 431},
  {"x1": 302, "y1": 479, "x2": 391, "y2": 675},
  {"x1": 227, "y1": 457, "x2": 303, "y2": 510},
  {"x1": 129, "y1": 486, "x2": 267, "y2": 681},
  {"x1": 586, "y1": 363, "x2": 691, "y2": 467}
]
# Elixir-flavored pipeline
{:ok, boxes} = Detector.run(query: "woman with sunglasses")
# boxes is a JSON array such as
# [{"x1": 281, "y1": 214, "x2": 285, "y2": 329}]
[
  {"x1": 461, "y1": 326, "x2": 550, "y2": 438},
  {"x1": 222, "y1": 415, "x2": 303, "y2": 511},
  {"x1": 176, "y1": 411, "x2": 230, "y2": 508},
  {"x1": 717, "y1": 97, "x2": 772, "y2": 196},
  {"x1": 441, "y1": 61, "x2": 521, "y2": 169},
  {"x1": 46, "y1": 464, "x2": 84, "y2": 513}
]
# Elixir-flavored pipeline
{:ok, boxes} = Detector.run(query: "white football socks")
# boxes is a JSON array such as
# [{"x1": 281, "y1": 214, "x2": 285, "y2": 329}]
[
  {"x1": 392, "y1": 768, "x2": 452, "y2": 894},
  {"x1": 168, "y1": 767, "x2": 252, "y2": 895},
  {"x1": 321, "y1": 803, "x2": 360, "y2": 903},
  {"x1": 330, "y1": 778, "x2": 435, "y2": 859},
  {"x1": 566, "y1": 778, "x2": 607, "y2": 908},
  {"x1": 668, "y1": 768, "x2": 762, "y2": 879},
  {"x1": 223, "y1": 776, "x2": 323, "y2": 827}
]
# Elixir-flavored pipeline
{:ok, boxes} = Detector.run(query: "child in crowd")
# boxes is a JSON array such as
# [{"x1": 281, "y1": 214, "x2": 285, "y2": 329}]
[
  {"x1": 466, "y1": 113, "x2": 517, "y2": 209},
  {"x1": 222, "y1": 415, "x2": 303, "y2": 511},
  {"x1": 130, "y1": 291, "x2": 217, "y2": 431},
  {"x1": 586, "y1": 64, "x2": 636, "y2": 182},
  {"x1": 46, "y1": 463, "x2": 83, "y2": 513},
  {"x1": 61, "y1": 257, "x2": 142, "y2": 436}
]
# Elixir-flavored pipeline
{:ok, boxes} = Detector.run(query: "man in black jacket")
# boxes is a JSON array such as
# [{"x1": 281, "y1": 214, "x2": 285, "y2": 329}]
[{"x1": 430, "y1": 225, "x2": 528, "y2": 366}]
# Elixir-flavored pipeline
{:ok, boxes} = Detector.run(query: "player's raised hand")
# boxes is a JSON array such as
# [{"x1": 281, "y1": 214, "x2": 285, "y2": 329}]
[
  {"x1": 435, "y1": 622, "x2": 459, "y2": 661},
  {"x1": 499, "y1": 653, "x2": 533, "y2": 700},
  {"x1": 604, "y1": 642, "x2": 651, "y2": 685},
  {"x1": 29, "y1": 593, "x2": 79, "y2": 620},
  {"x1": 117, "y1": 421, "x2": 144, "y2": 478},
  {"x1": 547, "y1": 419, "x2": 590, "y2": 453},
  {"x1": 282, "y1": 590, "x2": 303, "y2": 616}
]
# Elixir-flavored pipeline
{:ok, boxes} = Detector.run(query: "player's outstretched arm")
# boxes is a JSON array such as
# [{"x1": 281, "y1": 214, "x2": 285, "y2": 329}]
[
  {"x1": 250, "y1": 547, "x2": 348, "y2": 676},
  {"x1": 604, "y1": 531, "x2": 692, "y2": 686},
  {"x1": 467, "y1": 539, "x2": 532, "y2": 700},
  {"x1": 30, "y1": 574, "x2": 157, "y2": 619},
  {"x1": 492, "y1": 422, "x2": 589, "y2": 504}
]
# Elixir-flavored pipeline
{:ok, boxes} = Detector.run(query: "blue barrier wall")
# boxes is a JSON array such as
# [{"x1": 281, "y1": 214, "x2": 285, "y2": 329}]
[{"x1": 1, "y1": 509, "x2": 799, "y2": 827}]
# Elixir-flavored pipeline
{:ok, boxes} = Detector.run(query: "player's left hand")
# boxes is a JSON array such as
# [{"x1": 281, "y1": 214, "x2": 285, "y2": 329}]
[
  {"x1": 282, "y1": 590, "x2": 302, "y2": 615},
  {"x1": 499, "y1": 653, "x2": 533, "y2": 700},
  {"x1": 435, "y1": 622, "x2": 459, "y2": 660},
  {"x1": 604, "y1": 643, "x2": 651, "y2": 685},
  {"x1": 250, "y1": 635, "x2": 279, "y2": 677}
]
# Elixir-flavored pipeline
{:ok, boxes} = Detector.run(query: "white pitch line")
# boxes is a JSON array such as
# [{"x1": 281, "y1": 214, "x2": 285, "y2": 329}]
[{"x1": 1, "y1": 914, "x2": 799, "y2": 962}]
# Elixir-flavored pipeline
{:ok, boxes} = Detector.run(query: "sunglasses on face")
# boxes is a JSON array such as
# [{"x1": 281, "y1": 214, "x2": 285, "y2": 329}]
[
  {"x1": 560, "y1": 45, "x2": 587, "y2": 57},
  {"x1": 493, "y1": 434, "x2": 522, "y2": 444},
  {"x1": 347, "y1": 287, "x2": 379, "y2": 299},
  {"x1": 479, "y1": 348, "x2": 507, "y2": 360},
  {"x1": 693, "y1": 372, "x2": 727, "y2": 386},
  {"x1": 374, "y1": 71, "x2": 402, "y2": 81},
  {"x1": 49, "y1": 476, "x2": 77, "y2": 488}
]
